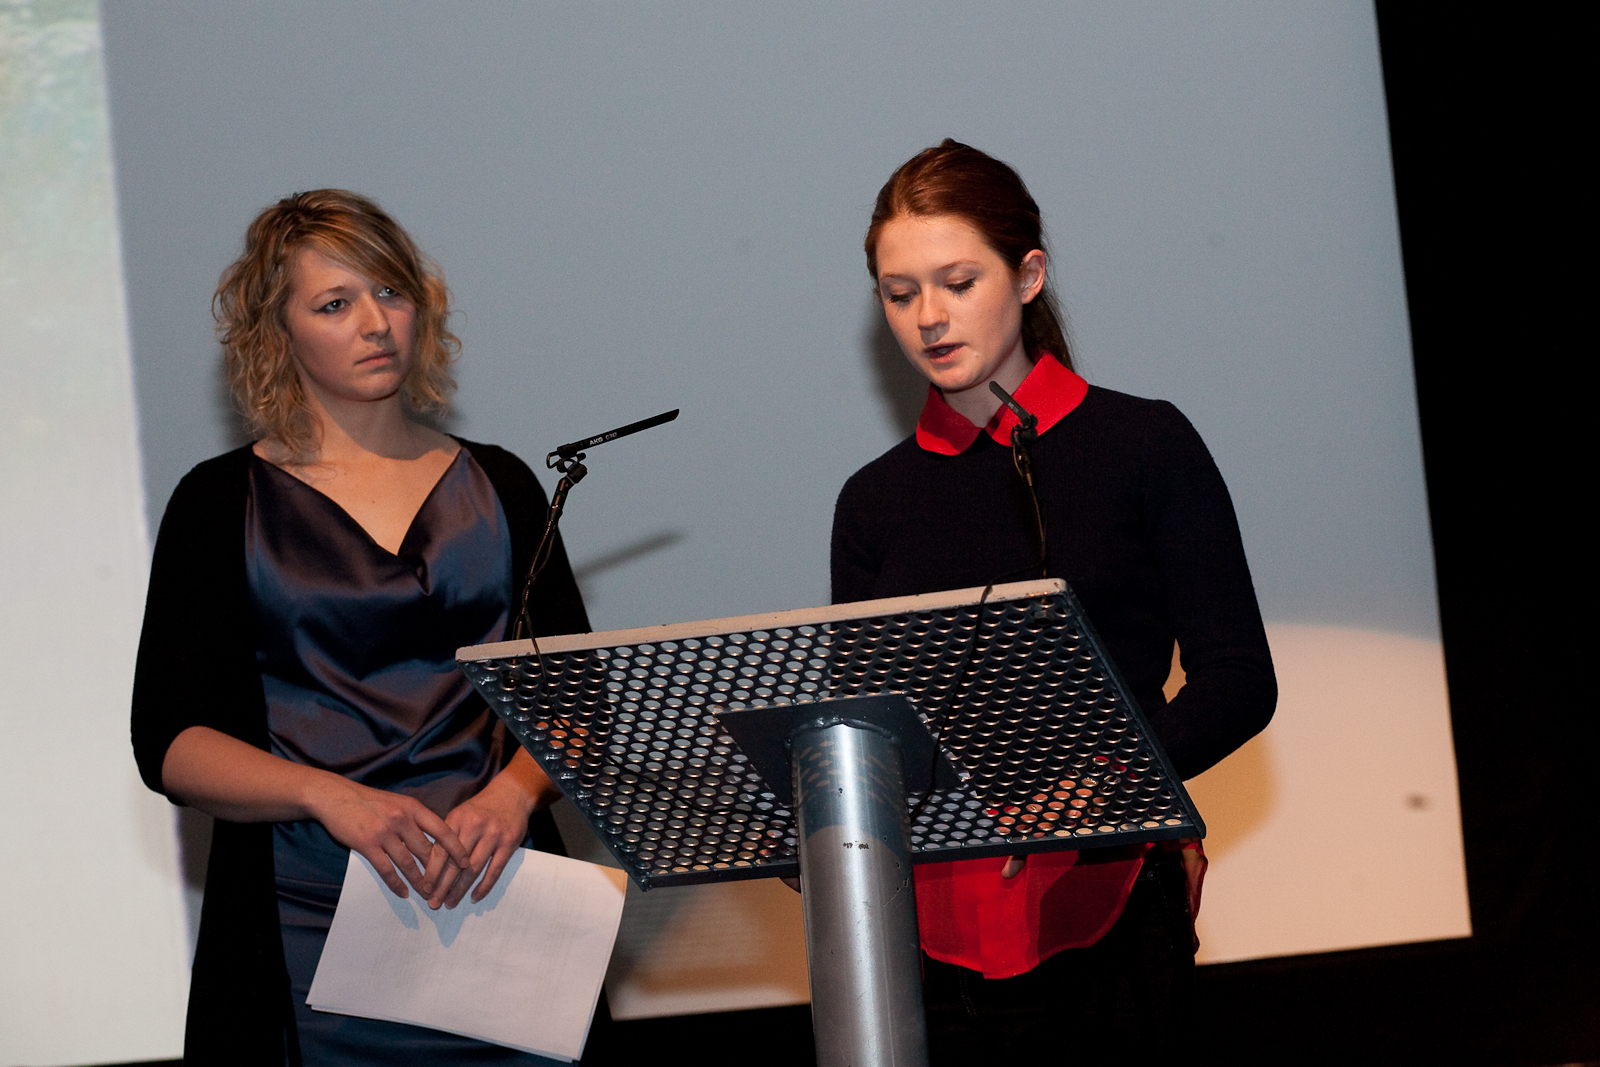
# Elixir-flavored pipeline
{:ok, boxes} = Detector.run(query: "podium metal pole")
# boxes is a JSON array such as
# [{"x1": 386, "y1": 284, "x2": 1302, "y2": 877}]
[{"x1": 793, "y1": 720, "x2": 928, "y2": 1067}]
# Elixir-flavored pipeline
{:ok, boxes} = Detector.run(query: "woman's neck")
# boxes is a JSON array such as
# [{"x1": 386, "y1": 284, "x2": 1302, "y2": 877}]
[
  {"x1": 264, "y1": 387, "x2": 448, "y2": 472},
  {"x1": 941, "y1": 351, "x2": 1034, "y2": 428},
  {"x1": 314, "y1": 402, "x2": 436, "y2": 465}
]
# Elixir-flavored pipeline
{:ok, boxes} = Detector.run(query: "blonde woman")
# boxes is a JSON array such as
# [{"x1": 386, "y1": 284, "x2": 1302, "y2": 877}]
[{"x1": 132, "y1": 190, "x2": 590, "y2": 1065}]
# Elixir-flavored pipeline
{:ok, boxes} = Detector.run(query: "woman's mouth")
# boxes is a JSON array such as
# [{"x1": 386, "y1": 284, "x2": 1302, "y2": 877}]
[{"x1": 924, "y1": 343, "x2": 962, "y2": 360}]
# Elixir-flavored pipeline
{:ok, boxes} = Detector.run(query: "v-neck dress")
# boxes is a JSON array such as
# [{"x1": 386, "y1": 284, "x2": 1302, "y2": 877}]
[{"x1": 247, "y1": 450, "x2": 560, "y2": 1065}]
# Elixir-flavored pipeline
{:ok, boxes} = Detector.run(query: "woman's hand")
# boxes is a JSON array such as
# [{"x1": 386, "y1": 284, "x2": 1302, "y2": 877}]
[
  {"x1": 434, "y1": 749, "x2": 561, "y2": 909},
  {"x1": 162, "y1": 725, "x2": 471, "y2": 902},
  {"x1": 307, "y1": 775, "x2": 471, "y2": 903}
]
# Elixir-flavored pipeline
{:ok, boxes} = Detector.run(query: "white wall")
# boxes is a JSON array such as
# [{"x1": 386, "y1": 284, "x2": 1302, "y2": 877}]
[
  {"x1": 0, "y1": 3, "x2": 191, "y2": 1063},
  {"x1": 0, "y1": 2, "x2": 1469, "y2": 1054}
]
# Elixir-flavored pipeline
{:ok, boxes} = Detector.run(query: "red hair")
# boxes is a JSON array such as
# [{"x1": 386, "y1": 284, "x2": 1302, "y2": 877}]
[{"x1": 866, "y1": 140, "x2": 1072, "y2": 369}]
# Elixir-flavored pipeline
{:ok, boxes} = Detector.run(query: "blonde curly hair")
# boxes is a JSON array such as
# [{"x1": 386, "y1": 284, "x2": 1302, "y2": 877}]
[{"x1": 214, "y1": 189, "x2": 459, "y2": 460}]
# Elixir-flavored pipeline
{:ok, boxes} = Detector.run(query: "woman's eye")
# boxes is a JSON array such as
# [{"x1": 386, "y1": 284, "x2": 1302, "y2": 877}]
[
  {"x1": 315, "y1": 299, "x2": 346, "y2": 313},
  {"x1": 948, "y1": 278, "x2": 976, "y2": 295},
  {"x1": 884, "y1": 290, "x2": 913, "y2": 306},
  {"x1": 378, "y1": 286, "x2": 399, "y2": 298}
]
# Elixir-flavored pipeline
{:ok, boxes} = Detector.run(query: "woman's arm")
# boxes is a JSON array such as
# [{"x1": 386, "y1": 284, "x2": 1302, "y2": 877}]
[
  {"x1": 131, "y1": 451, "x2": 263, "y2": 794},
  {"x1": 163, "y1": 725, "x2": 472, "y2": 903},
  {"x1": 1140, "y1": 403, "x2": 1277, "y2": 778}
]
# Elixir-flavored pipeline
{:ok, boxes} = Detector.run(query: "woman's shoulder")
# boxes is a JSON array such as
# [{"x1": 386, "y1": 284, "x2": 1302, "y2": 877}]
[
  {"x1": 451, "y1": 436, "x2": 550, "y2": 512},
  {"x1": 838, "y1": 434, "x2": 926, "y2": 495},
  {"x1": 1072, "y1": 384, "x2": 1208, "y2": 453},
  {"x1": 148, "y1": 446, "x2": 259, "y2": 576},
  {"x1": 1077, "y1": 383, "x2": 1189, "y2": 426},
  {"x1": 1068, "y1": 384, "x2": 1230, "y2": 509},
  {"x1": 182, "y1": 442, "x2": 257, "y2": 480},
  {"x1": 162, "y1": 444, "x2": 257, "y2": 516},
  {"x1": 452, "y1": 436, "x2": 531, "y2": 475}
]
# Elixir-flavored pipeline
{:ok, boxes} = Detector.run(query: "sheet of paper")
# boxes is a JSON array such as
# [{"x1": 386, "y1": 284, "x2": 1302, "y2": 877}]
[{"x1": 307, "y1": 847, "x2": 628, "y2": 1062}]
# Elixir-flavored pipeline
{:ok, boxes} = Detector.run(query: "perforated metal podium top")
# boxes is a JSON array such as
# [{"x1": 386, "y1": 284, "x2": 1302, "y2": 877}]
[{"x1": 458, "y1": 578, "x2": 1203, "y2": 889}]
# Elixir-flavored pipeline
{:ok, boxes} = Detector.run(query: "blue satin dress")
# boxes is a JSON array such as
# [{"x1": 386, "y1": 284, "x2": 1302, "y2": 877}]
[{"x1": 247, "y1": 450, "x2": 565, "y2": 1065}]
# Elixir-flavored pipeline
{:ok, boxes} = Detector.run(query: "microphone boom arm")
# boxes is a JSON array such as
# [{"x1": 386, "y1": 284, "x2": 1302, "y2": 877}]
[{"x1": 515, "y1": 408, "x2": 679, "y2": 640}]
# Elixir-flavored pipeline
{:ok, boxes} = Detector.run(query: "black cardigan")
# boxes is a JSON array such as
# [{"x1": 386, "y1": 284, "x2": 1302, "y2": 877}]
[
  {"x1": 831, "y1": 385, "x2": 1276, "y2": 781},
  {"x1": 130, "y1": 439, "x2": 588, "y2": 1066}
]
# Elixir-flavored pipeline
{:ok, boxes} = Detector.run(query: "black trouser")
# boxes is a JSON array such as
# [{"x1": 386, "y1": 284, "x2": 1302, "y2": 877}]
[{"x1": 922, "y1": 849, "x2": 1196, "y2": 1066}]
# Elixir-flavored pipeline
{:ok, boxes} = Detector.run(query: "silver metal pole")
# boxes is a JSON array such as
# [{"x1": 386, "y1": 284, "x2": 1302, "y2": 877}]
[{"x1": 792, "y1": 720, "x2": 929, "y2": 1067}]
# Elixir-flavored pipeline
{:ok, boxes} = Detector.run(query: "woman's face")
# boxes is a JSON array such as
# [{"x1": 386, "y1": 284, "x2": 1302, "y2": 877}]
[
  {"x1": 874, "y1": 213, "x2": 1045, "y2": 407},
  {"x1": 281, "y1": 246, "x2": 417, "y2": 411}
]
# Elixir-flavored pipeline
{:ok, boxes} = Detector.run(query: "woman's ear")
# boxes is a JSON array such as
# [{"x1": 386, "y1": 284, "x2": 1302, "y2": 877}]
[{"x1": 1018, "y1": 249, "x2": 1047, "y2": 305}]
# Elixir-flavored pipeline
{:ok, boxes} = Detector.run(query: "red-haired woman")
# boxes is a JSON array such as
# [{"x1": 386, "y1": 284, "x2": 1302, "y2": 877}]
[
  {"x1": 832, "y1": 141, "x2": 1277, "y2": 1061},
  {"x1": 132, "y1": 190, "x2": 589, "y2": 1065}
]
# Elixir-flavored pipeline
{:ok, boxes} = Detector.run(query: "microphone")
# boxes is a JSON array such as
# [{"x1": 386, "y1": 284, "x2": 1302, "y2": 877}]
[
  {"x1": 988, "y1": 381, "x2": 1037, "y2": 448},
  {"x1": 516, "y1": 408, "x2": 681, "y2": 640},
  {"x1": 550, "y1": 409, "x2": 679, "y2": 465}
]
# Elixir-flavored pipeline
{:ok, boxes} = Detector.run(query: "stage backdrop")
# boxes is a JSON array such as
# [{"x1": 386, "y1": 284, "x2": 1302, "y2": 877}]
[
  {"x1": 0, "y1": 3, "x2": 190, "y2": 1065},
  {"x1": 0, "y1": 2, "x2": 1470, "y2": 1062}
]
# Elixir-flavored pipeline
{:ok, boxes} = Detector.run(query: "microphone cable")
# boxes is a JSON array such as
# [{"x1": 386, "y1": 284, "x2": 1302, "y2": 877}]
[{"x1": 908, "y1": 382, "x2": 1053, "y2": 827}]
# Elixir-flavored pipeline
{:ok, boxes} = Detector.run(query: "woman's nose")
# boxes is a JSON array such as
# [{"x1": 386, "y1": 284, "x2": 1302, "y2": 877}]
[
  {"x1": 917, "y1": 292, "x2": 947, "y2": 334},
  {"x1": 357, "y1": 296, "x2": 391, "y2": 337}
]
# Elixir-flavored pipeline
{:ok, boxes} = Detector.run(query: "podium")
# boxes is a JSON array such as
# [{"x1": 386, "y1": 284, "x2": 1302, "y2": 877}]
[{"x1": 458, "y1": 577, "x2": 1203, "y2": 1066}]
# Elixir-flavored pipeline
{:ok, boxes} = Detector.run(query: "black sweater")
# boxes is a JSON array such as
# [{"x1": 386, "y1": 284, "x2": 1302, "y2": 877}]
[
  {"x1": 831, "y1": 385, "x2": 1275, "y2": 781},
  {"x1": 130, "y1": 439, "x2": 587, "y2": 1066}
]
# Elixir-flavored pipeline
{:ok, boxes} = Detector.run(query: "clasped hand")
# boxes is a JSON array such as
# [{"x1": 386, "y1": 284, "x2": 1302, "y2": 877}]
[
  {"x1": 311, "y1": 777, "x2": 471, "y2": 907},
  {"x1": 317, "y1": 767, "x2": 545, "y2": 911}
]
